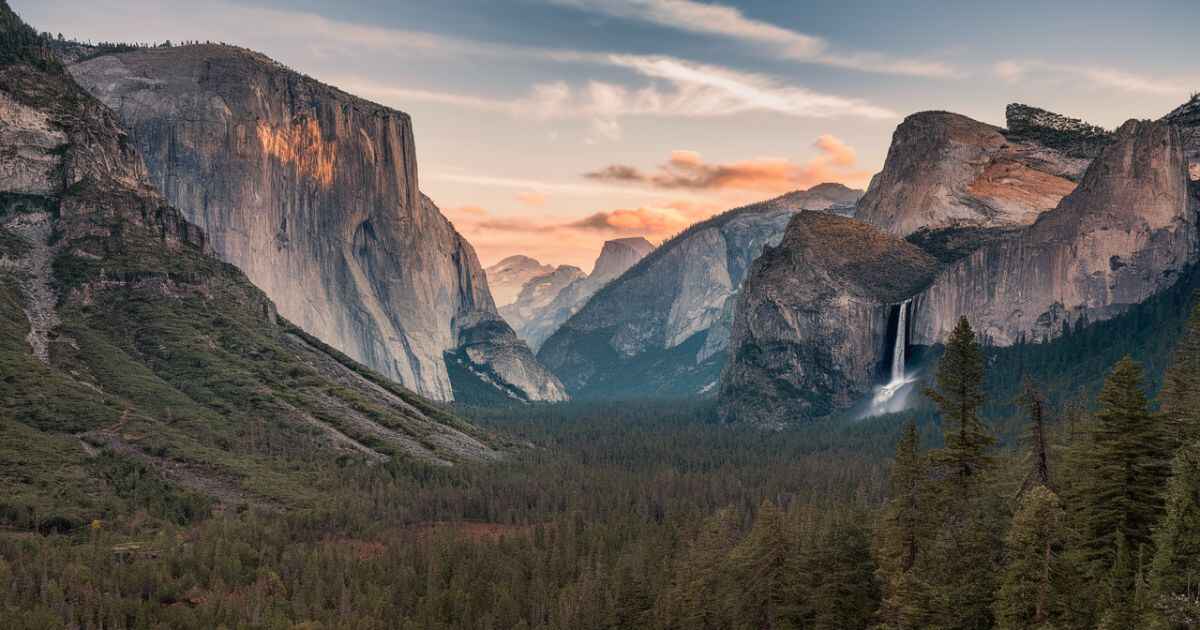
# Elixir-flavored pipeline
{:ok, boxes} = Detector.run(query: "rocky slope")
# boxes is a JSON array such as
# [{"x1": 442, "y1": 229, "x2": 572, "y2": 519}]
[
  {"x1": 856, "y1": 105, "x2": 1108, "y2": 237},
  {"x1": 0, "y1": 7, "x2": 502, "y2": 524},
  {"x1": 717, "y1": 213, "x2": 940, "y2": 426},
  {"x1": 538, "y1": 186, "x2": 863, "y2": 399},
  {"x1": 505, "y1": 237, "x2": 653, "y2": 351},
  {"x1": 911, "y1": 118, "x2": 1197, "y2": 347},
  {"x1": 67, "y1": 44, "x2": 564, "y2": 402},
  {"x1": 486, "y1": 255, "x2": 555, "y2": 307}
]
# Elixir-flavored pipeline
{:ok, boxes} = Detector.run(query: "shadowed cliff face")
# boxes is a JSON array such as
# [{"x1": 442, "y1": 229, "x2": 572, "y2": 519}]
[
  {"x1": 856, "y1": 107, "x2": 1106, "y2": 237},
  {"x1": 717, "y1": 213, "x2": 941, "y2": 426},
  {"x1": 912, "y1": 118, "x2": 1197, "y2": 347},
  {"x1": 68, "y1": 45, "x2": 565, "y2": 402},
  {"x1": 538, "y1": 186, "x2": 862, "y2": 399}
]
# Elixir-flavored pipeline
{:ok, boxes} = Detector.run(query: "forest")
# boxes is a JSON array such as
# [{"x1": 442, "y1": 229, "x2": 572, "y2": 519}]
[{"x1": 2, "y1": 290, "x2": 1200, "y2": 628}]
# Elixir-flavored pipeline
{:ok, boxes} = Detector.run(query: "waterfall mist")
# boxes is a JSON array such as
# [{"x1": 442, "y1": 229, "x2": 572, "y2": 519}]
[{"x1": 865, "y1": 299, "x2": 917, "y2": 417}]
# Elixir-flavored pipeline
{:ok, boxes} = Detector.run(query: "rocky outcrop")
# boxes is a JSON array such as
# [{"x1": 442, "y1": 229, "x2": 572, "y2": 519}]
[
  {"x1": 506, "y1": 237, "x2": 653, "y2": 351},
  {"x1": 717, "y1": 213, "x2": 940, "y2": 426},
  {"x1": 538, "y1": 186, "x2": 863, "y2": 399},
  {"x1": 912, "y1": 118, "x2": 1197, "y2": 347},
  {"x1": 486, "y1": 255, "x2": 555, "y2": 307},
  {"x1": 1164, "y1": 94, "x2": 1200, "y2": 180},
  {"x1": 856, "y1": 106, "x2": 1107, "y2": 237},
  {"x1": 68, "y1": 44, "x2": 564, "y2": 402}
]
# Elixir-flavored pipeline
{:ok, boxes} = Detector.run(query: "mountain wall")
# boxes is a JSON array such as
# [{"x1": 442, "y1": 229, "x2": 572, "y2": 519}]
[
  {"x1": 538, "y1": 185, "x2": 861, "y2": 399},
  {"x1": 0, "y1": 12, "x2": 501, "y2": 520},
  {"x1": 912, "y1": 118, "x2": 1197, "y2": 347},
  {"x1": 68, "y1": 44, "x2": 564, "y2": 402},
  {"x1": 486, "y1": 255, "x2": 555, "y2": 307},
  {"x1": 717, "y1": 212, "x2": 940, "y2": 426},
  {"x1": 505, "y1": 237, "x2": 653, "y2": 351},
  {"x1": 855, "y1": 106, "x2": 1107, "y2": 237}
]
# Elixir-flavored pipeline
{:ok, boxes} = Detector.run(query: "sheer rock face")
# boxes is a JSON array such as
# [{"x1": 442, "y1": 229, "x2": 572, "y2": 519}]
[
  {"x1": 0, "y1": 21, "x2": 499, "y2": 474},
  {"x1": 68, "y1": 44, "x2": 565, "y2": 402},
  {"x1": 1165, "y1": 95, "x2": 1200, "y2": 180},
  {"x1": 912, "y1": 118, "x2": 1197, "y2": 347},
  {"x1": 486, "y1": 255, "x2": 555, "y2": 307},
  {"x1": 717, "y1": 213, "x2": 941, "y2": 426},
  {"x1": 855, "y1": 108, "x2": 1105, "y2": 237},
  {"x1": 505, "y1": 237, "x2": 653, "y2": 352},
  {"x1": 538, "y1": 186, "x2": 863, "y2": 399}
]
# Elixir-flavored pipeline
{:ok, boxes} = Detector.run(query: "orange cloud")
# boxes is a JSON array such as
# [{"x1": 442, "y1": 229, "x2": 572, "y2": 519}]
[
  {"x1": 584, "y1": 134, "x2": 870, "y2": 193},
  {"x1": 516, "y1": 191, "x2": 547, "y2": 206}
]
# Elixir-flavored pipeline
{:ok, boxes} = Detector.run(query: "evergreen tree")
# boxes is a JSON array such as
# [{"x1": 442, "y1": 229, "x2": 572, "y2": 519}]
[
  {"x1": 1159, "y1": 300, "x2": 1200, "y2": 450},
  {"x1": 1080, "y1": 357, "x2": 1171, "y2": 568},
  {"x1": 812, "y1": 520, "x2": 878, "y2": 630},
  {"x1": 875, "y1": 421, "x2": 928, "y2": 629},
  {"x1": 927, "y1": 316, "x2": 995, "y2": 485},
  {"x1": 923, "y1": 317, "x2": 1001, "y2": 629},
  {"x1": 1146, "y1": 442, "x2": 1200, "y2": 628},
  {"x1": 730, "y1": 500, "x2": 805, "y2": 630},
  {"x1": 1017, "y1": 379, "x2": 1053, "y2": 497},
  {"x1": 994, "y1": 485, "x2": 1067, "y2": 629}
]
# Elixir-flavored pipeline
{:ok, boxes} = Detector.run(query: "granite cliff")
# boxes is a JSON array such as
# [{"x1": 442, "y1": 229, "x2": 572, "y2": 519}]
[
  {"x1": 720, "y1": 107, "x2": 1197, "y2": 425},
  {"x1": 504, "y1": 237, "x2": 653, "y2": 351},
  {"x1": 856, "y1": 105, "x2": 1108, "y2": 237},
  {"x1": 717, "y1": 213, "x2": 940, "y2": 426},
  {"x1": 0, "y1": 7, "x2": 501, "y2": 519},
  {"x1": 67, "y1": 44, "x2": 565, "y2": 402},
  {"x1": 538, "y1": 185, "x2": 862, "y2": 399},
  {"x1": 911, "y1": 117, "x2": 1197, "y2": 347}
]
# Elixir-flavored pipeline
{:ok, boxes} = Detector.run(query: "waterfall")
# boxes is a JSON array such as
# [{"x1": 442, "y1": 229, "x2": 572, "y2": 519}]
[
  {"x1": 891, "y1": 299, "x2": 910, "y2": 382},
  {"x1": 867, "y1": 299, "x2": 915, "y2": 417}
]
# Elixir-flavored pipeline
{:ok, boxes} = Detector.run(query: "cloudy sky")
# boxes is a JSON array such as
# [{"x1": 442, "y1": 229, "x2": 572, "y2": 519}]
[{"x1": 17, "y1": 0, "x2": 1199, "y2": 269}]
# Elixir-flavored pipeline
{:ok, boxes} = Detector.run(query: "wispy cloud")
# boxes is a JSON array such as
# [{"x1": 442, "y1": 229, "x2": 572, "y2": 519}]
[
  {"x1": 338, "y1": 53, "x2": 895, "y2": 143},
  {"x1": 585, "y1": 135, "x2": 872, "y2": 193},
  {"x1": 550, "y1": 0, "x2": 961, "y2": 78},
  {"x1": 994, "y1": 60, "x2": 1189, "y2": 96}
]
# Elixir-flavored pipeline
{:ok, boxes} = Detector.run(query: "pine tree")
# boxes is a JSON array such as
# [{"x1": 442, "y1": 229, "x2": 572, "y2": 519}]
[
  {"x1": 1146, "y1": 442, "x2": 1200, "y2": 628},
  {"x1": 1080, "y1": 357, "x2": 1171, "y2": 568},
  {"x1": 994, "y1": 485, "x2": 1067, "y2": 629},
  {"x1": 926, "y1": 316, "x2": 995, "y2": 485},
  {"x1": 922, "y1": 317, "x2": 1001, "y2": 629},
  {"x1": 730, "y1": 500, "x2": 805, "y2": 630},
  {"x1": 812, "y1": 520, "x2": 878, "y2": 630},
  {"x1": 1017, "y1": 379, "x2": 1053, "y2": 497},
  {"x1": 875, "y1": 421, "x2": 929, "y2": 629},
  {"x1": 1159, "y1": 300, "x2": 1200, "y2": 450}
]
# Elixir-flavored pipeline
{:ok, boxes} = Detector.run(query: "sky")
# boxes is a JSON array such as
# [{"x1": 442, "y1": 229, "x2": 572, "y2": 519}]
[{"x1": 15, "y1": 0, "x2": 1200, "y2": 269}]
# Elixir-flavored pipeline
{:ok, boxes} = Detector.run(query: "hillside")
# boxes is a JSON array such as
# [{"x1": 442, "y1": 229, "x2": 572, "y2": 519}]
[{"x1": 0, "y1": 6, "x2": 501, "y2": 532}]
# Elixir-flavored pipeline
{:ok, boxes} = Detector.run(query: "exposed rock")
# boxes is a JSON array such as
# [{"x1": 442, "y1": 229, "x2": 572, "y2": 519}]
[
  {"x1": 912, "y1": 118, "x2": 1197, "y2": 347},
  {"x1": 538, "y1": 186, "x2": 863, "y2": 399},
  {"x1": 1164, "y1": 94, "x2": 1200, "y2": 180},
  {"x1": 590, "y1": 237, "x2": 655, "y2": 282},
  {"x1": 717, "y1": 213, "x2": 941, "y2": 426},
  {"x1": 856, "y1": 107, "x2": 1105, "y2": 237},
  {"x1": 0, "y1": 3, "x2": 502, "y2": 527},
  {"x1": 486, "y1": 255, "x2": 555, "y2": 307},
  {"x1": 500, "y1": 265, "x2": 585, "y2": 341},
  {"x1": 507, "y1": 237, "x2": 653, "y2": 351},
  {"x1": 68, "y1": 44, "x2": 564, "y2": 402}
]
